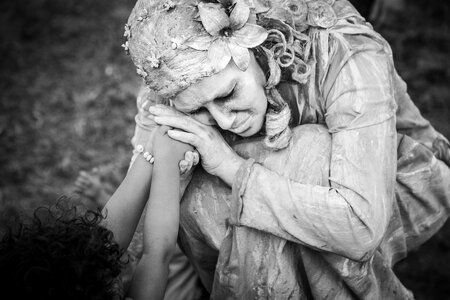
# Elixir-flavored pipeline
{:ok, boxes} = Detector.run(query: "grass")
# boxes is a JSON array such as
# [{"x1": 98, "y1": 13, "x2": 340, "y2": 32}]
[{"x1": 0, "y1": 0, "x2": 449, "y2": 298}]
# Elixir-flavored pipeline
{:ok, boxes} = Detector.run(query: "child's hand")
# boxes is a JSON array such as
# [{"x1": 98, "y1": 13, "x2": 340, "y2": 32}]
[{"x1": 151, "y1": 125, "x2": 194, "y2": 165}]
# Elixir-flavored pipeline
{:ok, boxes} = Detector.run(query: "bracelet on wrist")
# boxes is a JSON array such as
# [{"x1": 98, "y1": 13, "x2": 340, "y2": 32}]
[{"x1": 136, "y1": 144, "x2": 155, "y2": 164}]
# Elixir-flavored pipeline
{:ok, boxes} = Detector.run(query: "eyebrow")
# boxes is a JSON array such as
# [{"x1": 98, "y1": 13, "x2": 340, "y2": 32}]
[
  {"x1": 175, "y1": 78, "x2": 237, "y2": 113},
  {"x1": 214, "y1": 78, "x2": 237, "y2": 100}
]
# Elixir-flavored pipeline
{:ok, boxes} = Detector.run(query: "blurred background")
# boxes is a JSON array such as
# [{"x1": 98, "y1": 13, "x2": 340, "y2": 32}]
[{"x1": 0, "y1": 0, "x2": 449, "y2": 298}]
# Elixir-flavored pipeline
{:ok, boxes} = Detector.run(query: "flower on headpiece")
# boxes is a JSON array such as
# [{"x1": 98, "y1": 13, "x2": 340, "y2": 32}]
[
  {"x1": 184, "y1": 0, "x2": 268, "y2": 71},
  {"x1": 137, "y1": 8, "x2": 149, "y2": 22},
  {"x1": 124, "y1": 24, "x2": 132, "y2": 39},
  {"x1": 136, "y1": 66, "x2": 148, "y2": 79},
  {"x1": 162, "y1": 0, "x2": 176, "y2": 11},
  {"x1": 145, "y1": 51, "x2": 161, "y2": 69},
  {"x1": 121, "y1": 41, "x2": 130, "y2": 55}
]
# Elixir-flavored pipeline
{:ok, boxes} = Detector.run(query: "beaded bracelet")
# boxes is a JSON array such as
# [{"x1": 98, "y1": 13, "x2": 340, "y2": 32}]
[{"x1": 136, "y1": 144, "x2": 155, "y2": 164}]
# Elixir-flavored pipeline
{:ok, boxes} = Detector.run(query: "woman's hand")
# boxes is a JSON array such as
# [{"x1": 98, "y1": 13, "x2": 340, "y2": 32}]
[
  {"x1": 141, "y1": 101, "x2": 199, "y2": 175},
  {"x1": 149, "y1": 104, "x2": 245, "y2": 186}
]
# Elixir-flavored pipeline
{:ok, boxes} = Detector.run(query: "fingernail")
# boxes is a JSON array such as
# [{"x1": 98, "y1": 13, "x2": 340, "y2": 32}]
[
  {"x1": 192, "y1": 152, "x2": 200, "y2": 165},
  {"x1": 185, "y1": 151, "x2": 193, "y2": 161},
  {"x1": 179, "y1": 161, "x2": 188, "y2": 173}
]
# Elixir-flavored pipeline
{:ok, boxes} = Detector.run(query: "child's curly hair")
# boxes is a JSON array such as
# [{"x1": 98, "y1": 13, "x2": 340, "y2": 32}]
[{"x1": 0, "y1": 199, "x2": 127, "y2": 300}]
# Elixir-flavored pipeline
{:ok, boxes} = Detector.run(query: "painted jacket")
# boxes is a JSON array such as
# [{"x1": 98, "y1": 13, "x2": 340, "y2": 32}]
[{"x1": 130, "y1": 1, "x2": 450, "y2": 299}]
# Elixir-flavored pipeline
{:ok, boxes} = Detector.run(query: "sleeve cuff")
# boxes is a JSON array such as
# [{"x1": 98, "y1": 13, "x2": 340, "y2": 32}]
[{"x1": 230, "y1": 158, "x2": 256, "y2": 225}]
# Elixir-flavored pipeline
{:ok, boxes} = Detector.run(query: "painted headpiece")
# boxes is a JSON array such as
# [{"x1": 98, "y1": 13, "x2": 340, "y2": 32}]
[
  {"x1": 126, "y1": 0, "x2": 271, "y2": 98},
  {"x1": 124, "y1": 0, "x2": 342, "y2": 98}
]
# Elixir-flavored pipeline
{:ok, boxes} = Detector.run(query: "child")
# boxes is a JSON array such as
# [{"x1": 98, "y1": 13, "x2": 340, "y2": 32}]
[
  {"x1": 102, "y1": 125, "x2": 194, "y2": 300},
  {"x1": 0, "y1": 125, "x2": 194, "y2": 300}
]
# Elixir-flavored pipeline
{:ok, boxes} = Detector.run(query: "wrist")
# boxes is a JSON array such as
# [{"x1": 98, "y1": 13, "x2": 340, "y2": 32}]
[
  {"x1": 153, "y1": 154, "x2": 180, "y2": 178},
  {"x1": 219, "y1": 156, "x2": 245, "y2": 187},
  {"x1": 135, "y1": 144, "x2": 155, "y2": 164}
]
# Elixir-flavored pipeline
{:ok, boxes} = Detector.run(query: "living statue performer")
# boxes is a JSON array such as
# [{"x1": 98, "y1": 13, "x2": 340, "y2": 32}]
[{"x1": 124, "y1": 0, "x2": 450, "y2": 298}]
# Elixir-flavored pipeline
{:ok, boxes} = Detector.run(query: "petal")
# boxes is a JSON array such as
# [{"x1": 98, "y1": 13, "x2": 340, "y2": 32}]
[
  {"x1": 208, "y1": 39, "x2": 232, "y2": 72},
  {"x1": 198, "y1": 2, "x2": 230, "y2": 36},
  {"x1": 184, "y1": 34, "x2": 214, "y2": 50},
  {"x1": 230, "y1": 0, "x2": 250, "y2": 29},
  {"x1": 228, "y1": 42, "x2": 250, "y2": 71},
  {"x1": 230, "y1": 24, "x2": 268, "y2": 48}
]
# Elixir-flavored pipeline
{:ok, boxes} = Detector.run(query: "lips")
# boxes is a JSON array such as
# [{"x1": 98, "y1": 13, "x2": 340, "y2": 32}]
[{"x1": 231, "y1": 114, "x2": 251, "y2": 134}]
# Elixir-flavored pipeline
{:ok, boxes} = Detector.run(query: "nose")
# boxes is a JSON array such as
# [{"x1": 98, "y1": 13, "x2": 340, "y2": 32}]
[{"x1": 207, "y1": 104, "x2": 235, "y2": 130}]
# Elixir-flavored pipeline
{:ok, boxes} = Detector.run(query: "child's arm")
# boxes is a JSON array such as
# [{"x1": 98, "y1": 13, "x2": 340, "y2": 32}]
[
  {"x1": 128, "y1": 126, "x2": 193, "y2": 300},
  {"x1": 100, "y1": 139, "x2": 156, "y2": 250}
]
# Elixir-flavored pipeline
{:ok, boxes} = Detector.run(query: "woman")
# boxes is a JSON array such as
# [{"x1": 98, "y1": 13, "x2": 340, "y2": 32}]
[{"x1": 125, "y1": 0, "x2": 450, "y2": 298}]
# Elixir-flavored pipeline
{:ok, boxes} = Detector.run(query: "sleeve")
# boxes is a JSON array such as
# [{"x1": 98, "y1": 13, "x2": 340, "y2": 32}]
[{"x1": 230, "y1": 37, "x2": 398, "y2": 262}]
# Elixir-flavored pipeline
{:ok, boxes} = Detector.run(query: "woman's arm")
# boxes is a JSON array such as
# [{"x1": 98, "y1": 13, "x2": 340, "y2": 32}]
[
  {"x1": 128, "y1": 127, "x2": 193, "y2": 300},
  {"x1": 230, "y1": 50, "x2": 397, "y2": 262},
  {"x1": 153, "y1": 48, "x2": 397, "y2": 262}
]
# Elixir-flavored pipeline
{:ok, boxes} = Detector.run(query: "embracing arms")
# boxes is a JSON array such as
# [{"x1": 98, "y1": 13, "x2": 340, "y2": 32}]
[
  {"x1": 152, "y1": 48, "x2": 397, "y2": 262},
  {"x1": 233, "y1": 50, "x2": 398, "y2": 261}
]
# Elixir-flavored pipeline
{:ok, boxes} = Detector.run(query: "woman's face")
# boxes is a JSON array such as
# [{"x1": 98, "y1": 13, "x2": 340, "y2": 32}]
[{"x1": 172, "y1": 53, "x2": 267, "y2": 137}]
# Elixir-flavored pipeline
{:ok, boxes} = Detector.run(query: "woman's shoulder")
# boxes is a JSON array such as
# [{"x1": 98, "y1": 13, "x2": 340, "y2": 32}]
[
  {"x1": 309, "y1": 0, "x2": 391, "y2": 62},
  {"x1": 308, "y1": 1, "x2": 394, "y2": 94}
]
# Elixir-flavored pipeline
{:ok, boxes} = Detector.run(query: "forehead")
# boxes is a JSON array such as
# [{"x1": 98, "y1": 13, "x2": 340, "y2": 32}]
[
  {"x1": 173, "y1": 81, "x2": 211, "y2": 111},
  {"x1": 172, "y1": 68, "x2": 237, "y2": 111}
]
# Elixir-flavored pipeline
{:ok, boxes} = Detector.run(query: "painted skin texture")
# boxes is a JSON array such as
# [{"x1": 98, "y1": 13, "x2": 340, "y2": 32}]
[{"x1": 130, "y1": 1, "x2": 450, "y2": 299}]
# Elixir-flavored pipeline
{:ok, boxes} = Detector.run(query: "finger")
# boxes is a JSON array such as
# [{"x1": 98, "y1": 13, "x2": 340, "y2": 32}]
[
  {"x1": 184, "y1": 151, "x2": 200, "y2": 165},
  {"x1": 149, "y1": 104, "x2": 186, "y2": 117},
  {"x1": 179, "y1": 160, "x2": 189, "y2": 174},
  {"x1": 185, "y1": 151, "x2": 194, "y2": 162},
  {"x1": 167, "y1": 130, "x2": 201, "y2": 148},
  {"x1": 155, "y1": 115, "x2": 204, "y2": 136},
  {"x1": 184, "y1": 159, "x2": 194, "y2": 172},
  {"x1": 191, "y1": 150, "x2": 200, "y2": 165}
]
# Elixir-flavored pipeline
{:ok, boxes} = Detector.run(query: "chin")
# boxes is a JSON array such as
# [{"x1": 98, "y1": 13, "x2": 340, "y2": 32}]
[
  {"x1": 237, "y1": 130, "x2": 255, "y2": 137},
  {"x1": 236, "y1": 118, "x2": 264, "y2": 137}
]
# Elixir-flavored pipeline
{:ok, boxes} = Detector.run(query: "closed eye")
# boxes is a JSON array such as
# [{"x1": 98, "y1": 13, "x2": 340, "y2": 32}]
[
  {"x1": 189, "y1": 86, "x2": 235, "y2": 115},
  {"x1": 214, "y1": 86, "x2": 235, "y2": 104},
  {"x1": 190, "y1": 106, "x2": 207, "y2": 115}
]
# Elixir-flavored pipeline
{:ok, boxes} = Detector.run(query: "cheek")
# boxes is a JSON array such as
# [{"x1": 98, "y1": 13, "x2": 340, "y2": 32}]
[
  {"x1": 243, "y1": 88, "x2": 267, "y2": 135},
  {"x1": 249, "y1": 83, "x2": 268, "y2": 117}
]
